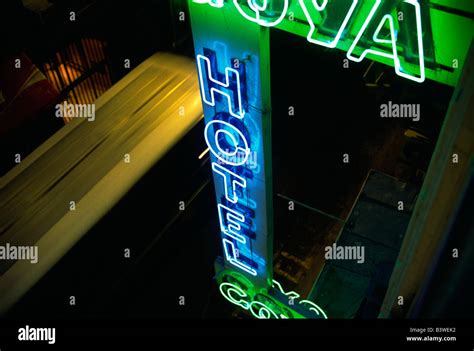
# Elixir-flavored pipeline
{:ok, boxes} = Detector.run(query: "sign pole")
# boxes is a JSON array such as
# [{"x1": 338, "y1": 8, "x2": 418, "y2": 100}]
[{"x1": 188, "y1": 0, "x2": 327, "y2": 319}]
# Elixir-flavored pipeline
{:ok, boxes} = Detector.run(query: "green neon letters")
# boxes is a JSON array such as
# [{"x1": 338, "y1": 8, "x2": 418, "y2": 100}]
[
  {"x1": 218, "y1": 273, "x2": 328, "y2": 319},
  {"x1": 233, "y1": 0, "x2": 289, "y2": 27},
  {"x1": 346, "y1": 0, "x2": 425, "y2": 83},
  {"x1": 299, "y1": 0, "x2": 359, "y2": 48},
  {"x1": 193, "y1": 0, "x2": 426, "y2": 83}
]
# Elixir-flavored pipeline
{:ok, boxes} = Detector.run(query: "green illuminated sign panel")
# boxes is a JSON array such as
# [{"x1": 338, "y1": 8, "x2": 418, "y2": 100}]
[
  {"x1": 194, "y1": 0, "x2": 474, "y2": 86},
  {"x1": 217, "y1": 267, "x2": 327, "y2": 319}
]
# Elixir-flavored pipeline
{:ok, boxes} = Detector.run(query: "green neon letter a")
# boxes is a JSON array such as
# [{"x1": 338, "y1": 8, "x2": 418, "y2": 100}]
[{"x1": 346, "y1": 0, "x2": 425, "y2": 83}]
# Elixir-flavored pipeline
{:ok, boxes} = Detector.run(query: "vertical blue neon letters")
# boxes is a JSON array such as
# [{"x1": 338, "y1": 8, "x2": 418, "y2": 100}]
[{"x1": 197, "y1": 50, "x2": 259, "y2": 277}]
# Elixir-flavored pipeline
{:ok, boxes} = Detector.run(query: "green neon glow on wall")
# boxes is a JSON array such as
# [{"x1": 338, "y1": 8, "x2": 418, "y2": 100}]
[{"x1": 218, "y1": 270, "x2": 328, "y2": 319}]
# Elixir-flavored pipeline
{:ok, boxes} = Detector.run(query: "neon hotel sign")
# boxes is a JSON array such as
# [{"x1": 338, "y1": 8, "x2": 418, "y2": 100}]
[
  {"x1": 192, "y1": 0, "x2": 427, "y2": 318},
  {"x1": 198, "y1": 51, "x2": 265, "y2": 277},
  {"x1": 195, "y1": 0, "x2": 426, "y2": 83}
]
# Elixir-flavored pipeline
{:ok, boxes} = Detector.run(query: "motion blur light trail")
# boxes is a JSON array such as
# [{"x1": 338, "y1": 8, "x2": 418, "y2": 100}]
[{"x1": 0, "y1": 53, "x2": 203, "y2": 315}]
